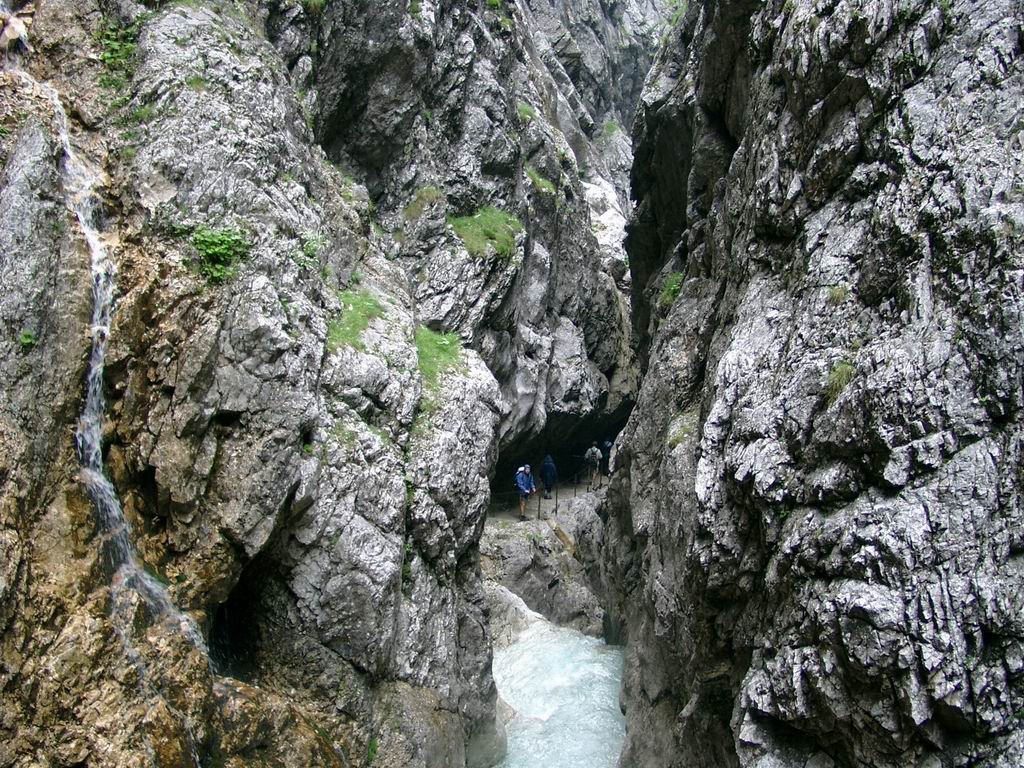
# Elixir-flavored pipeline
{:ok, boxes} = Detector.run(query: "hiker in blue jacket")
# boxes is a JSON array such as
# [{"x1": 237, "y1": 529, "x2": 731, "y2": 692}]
[
  {"x1": 515, "y1": 464, "x2": 536, "y2": 520},
  {"x1": 540, "y1": 455, "x2": 558, "y2": 499}
]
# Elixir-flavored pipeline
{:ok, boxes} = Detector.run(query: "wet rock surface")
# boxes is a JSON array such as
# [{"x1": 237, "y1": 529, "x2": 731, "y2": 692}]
[
  {"x1": 609, "y1": 0, "x2": 1024, "y2": 766},
  {"x1": 480, "y1": 495, "x2": 606, "y2": 637}
]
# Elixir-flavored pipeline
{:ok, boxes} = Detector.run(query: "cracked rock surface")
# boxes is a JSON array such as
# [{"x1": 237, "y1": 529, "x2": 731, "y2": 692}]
[{"x1": 606, "y1": 0, "x2": 1024, "y2": 766}]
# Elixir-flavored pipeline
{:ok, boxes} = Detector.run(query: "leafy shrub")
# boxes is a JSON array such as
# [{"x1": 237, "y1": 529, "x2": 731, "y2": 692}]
[
  {"x1": 525, "y1": 166, "x2": 556, "y2": 195},
  {"x1": 486, "y1": 0, "x2": 502, "y2": 9},
  {"x1": 403, "y1": 185, "x2": 443, "y2": 222},
  {"x1": 658, "y1": 271, "x2": 685, "y2": 312},
  {"x1": 448, "y1": 206, "x2": 522, "y2": 259},
  {"x1": 96, "y1": 17, "x2": 145, "y2": 90},
  {"x1": 825, "y1": 360, "x2": 855, "y2": 404},
  {"x1": 328, "y1": 289, "x2": 384, "y2": 352},
  {"x1": 415, "y1": 326, "x2": 464, "y2": 391},
  {"x1": 367, "y1": 737, "x2": 379, "y2": 765},
  {"x1": 516, "y1": 101, "x2": 537, "y2": 122},
  {"x1": 190, "y1": 226, "x2": 251, "y2": 283},
  {"x1": 303, "y1": 0, "x2": 326, "y2": 15},
  {"x1": 601, "y1": 121, "x2": 619, "y2": 139}
]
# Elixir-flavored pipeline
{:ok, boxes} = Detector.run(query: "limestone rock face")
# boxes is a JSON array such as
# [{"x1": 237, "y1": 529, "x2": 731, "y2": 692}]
[
  {"x1": 268, "y1": 0, "x2": 659, "y2": 455},
  {"x1": 0, "y1": 0, "x2": 659, "y2": 766},
  {"x1": 480, "y1": 499, "x2": 606, "y2": 637},
  {"x1": 608, "y1": 0, "x2": 1024, "y2": 766}
]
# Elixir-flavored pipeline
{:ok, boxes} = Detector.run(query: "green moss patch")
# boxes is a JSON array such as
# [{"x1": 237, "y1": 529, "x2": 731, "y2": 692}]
[
  {"x1": 328, "y1": 289, "x2": 384, "y2": 352},
  {"x1": 526, "y1": 166, "x2": 556, "y2": 195},
  {"x1": 415, "y1": 326, "x2": 464, "y2": 391}
]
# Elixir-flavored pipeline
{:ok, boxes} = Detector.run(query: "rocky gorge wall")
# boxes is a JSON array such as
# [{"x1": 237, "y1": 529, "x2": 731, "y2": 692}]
[
  {"x1": 605, "y1": 0, "x2": 1024, "y2": 766},
  {"x1": 0, "y1": 0, "x2": 663, "y2": 766}
]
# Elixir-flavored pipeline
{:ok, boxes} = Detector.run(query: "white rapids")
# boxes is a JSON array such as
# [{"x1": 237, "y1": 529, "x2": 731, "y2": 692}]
[{"x1": 493, "y1": 620, "x2": 626, "y2": 768}]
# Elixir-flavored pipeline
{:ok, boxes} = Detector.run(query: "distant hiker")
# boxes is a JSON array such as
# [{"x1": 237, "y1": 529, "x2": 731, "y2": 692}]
[
  {"x1": 540, "y1": 455, "x2": 558, "y2": 499},
  {"x1": 584, "y1": 442, "x2": 602, "y2": 489},
  {"x1": 601, "y1": 438, "x2": 613, "y2": 476},
  {"x1": 515, "y1": 464, "x2": 535, "y2": 520}
]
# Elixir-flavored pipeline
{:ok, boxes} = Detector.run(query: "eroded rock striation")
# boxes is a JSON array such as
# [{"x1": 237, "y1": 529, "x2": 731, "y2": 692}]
[{"x1": 607, "y1": 0, "x2": 1024, "y2": 766}]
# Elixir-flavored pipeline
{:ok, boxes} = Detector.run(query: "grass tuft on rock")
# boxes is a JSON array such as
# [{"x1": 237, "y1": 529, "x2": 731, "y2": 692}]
[
  {"x1": 516, "y1": 101, "x2": 537, "y2": 122},
  {"x1": 825, "y1": 360, "x2": 855, "y2": 404},
  {"x1": 328, "y1": 289, "x2": 384, "y2": 352},
  {"x1": 403, "y1": 185, "x2": 443, "y2": 222},
  {"x1": 415, "y1": 326, "x2": 464, "y2": 391},
  {"x1": 525, "y1": 166, "x2": 556, "y2": 195},
  {"x1": 658, "y1": 271, "x2": 685, "y2": 313},
  {"x1": 448, "y1": 206, "x2": 522, "y2": 259},
  {"x1": 190, "y1": 225, "x2": 251, "y2": 283},
  {"x1": 827, "y1": 285, "x2": 850, "y2": 306}
]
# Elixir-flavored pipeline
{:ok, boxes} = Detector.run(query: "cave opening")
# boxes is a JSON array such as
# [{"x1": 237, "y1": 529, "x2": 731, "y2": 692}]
[
  {"x1": 490, "y1": 398, "x2": 634, "y2": 505},
  {"x1": 209, "y1": 553, "x2": 270, "y2": 682}
]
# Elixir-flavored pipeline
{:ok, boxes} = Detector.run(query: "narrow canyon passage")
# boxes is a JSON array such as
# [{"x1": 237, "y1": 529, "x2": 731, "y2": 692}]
[{"x1": 493, "y1": 620, "x2": 625, "y2": 768}]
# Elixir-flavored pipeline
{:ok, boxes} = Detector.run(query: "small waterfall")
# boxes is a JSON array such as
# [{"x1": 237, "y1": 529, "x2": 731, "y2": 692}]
[
  {"x1": 4, "y1": 45, "x2": 208, "y2": 764},
  {"x1": 6, "y1": 67, "x2": 206, "y2": 649}
]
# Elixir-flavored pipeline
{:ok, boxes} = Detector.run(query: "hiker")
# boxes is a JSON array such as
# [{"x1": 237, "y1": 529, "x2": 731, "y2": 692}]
[
  {"x1": 540, "y1": 454, "x2": 558, "y2": 499},
  {"x1": 601, "y1": 438, "x2": 613, "y2": 476},
  {"x1": 584, "y1": 441, "x2": 602, "y2": 489},
  {"x1": 515, "y1": 464, "x2": 535, "y2": 520}
]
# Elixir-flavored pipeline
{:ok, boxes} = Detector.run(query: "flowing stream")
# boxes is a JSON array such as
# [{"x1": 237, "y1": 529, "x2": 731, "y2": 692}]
[{"x1": 493, "y1": 620, "x2": 625, "y2": 768}]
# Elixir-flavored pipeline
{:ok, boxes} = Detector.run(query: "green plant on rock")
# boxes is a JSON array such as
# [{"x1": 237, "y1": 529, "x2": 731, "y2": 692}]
[
  {"x1": 525, "y1": 166, "x2": 556, "y2": 196},
  {"x1": 448, "y1": 206, "x2": 522, "y2": 259},
  {"x1": 328, "y1": 289, "x2": 384, "y2": 352},
  {"x1": 415, "y1": 325, "x2": 464, "y2": 392},
  {"x1": 486, "y1": 0, "x2": 502, "y2": 9},
  {"x1": 825, "y1": 360, "x2": 855, "y2": 404},
  {"x1": 516, "y1": 101, "x2": 537, "y2": 123},
  {"x1": 17, "y1": 330, "x2": 37, "y2": 350},
  {"x1": 658, "y1": 271, "x2": 685, "y2": 313},
  {"x1": 190, "y1": 225, "x2": 251, "y2": 283},
  {"x1": 403, "y1": 185, "x2": 443, "y2": 222},
  {"x1": 303, "y1": 0, "x2": 326, "y2": 15},
  {"x1": 409, "y1": 0, "x2": 421, "y2": 16},
  {"x1": 367, "y1": 737, "x2": 380, "y2": 766},
  {"x1": 601, "y1": 121, "x2": 620, "y2": 139},
  {"x1": 827, "y1": 285, "x2": 850, "y2": 306},
  {"x1": 124, "y1": 103, "x2": 157, "y2": 124},
  {"x1": 96, "y1": 17, "x2": 145, "y2": 91}
]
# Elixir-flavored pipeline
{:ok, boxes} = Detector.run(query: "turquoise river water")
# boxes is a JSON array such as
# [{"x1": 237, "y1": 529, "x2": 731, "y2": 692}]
[{"x1": 493, "y1": 620, "x2": 625, "y2": 768}]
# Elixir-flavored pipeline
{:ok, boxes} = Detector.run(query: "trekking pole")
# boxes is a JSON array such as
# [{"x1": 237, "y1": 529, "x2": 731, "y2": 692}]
[
  {"x1": 537, "y1": 490, "x2": 541, "y2": 520},
  {"x1": 554, "y1": 483, "x2": 559, "y2": 516}
]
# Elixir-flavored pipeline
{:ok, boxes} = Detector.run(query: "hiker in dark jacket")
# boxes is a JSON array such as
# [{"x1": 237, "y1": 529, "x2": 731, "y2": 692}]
[
  {"x1": 540, "y1": 455, "x2": 558, "y2": 499},
  {"x1": 515, "y1": 464, "x2": 536, "y2": 520}
]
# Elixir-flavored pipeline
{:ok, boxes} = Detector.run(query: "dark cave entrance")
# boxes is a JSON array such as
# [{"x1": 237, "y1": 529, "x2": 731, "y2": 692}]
[
  {"x1": 209, "y1": 554, "x2": 272, "y2": 682},
  {"x1": 490, "y1": 398, "x2": 634, "y2": 506}
]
